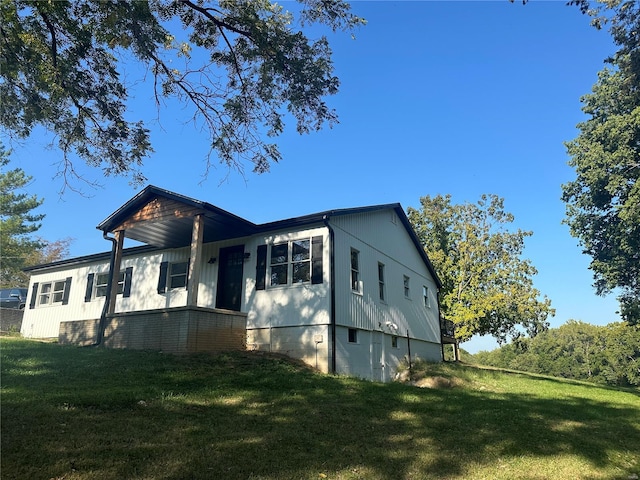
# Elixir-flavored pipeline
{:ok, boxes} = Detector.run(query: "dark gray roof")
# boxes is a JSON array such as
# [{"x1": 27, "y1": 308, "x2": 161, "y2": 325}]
[{"x1": 30, "y1": 186, "x2": 442, "y2": 288}]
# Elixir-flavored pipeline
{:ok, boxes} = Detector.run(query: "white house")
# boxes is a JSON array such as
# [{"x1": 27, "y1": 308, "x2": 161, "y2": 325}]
[{"x1": 21, "y1": 186, "x2": 444, "y2": 381}]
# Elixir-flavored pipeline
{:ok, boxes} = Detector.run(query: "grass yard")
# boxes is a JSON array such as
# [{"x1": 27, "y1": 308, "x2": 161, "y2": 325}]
[{"x1": 1, "y1": 337, "x2": 639, "y2": 480}]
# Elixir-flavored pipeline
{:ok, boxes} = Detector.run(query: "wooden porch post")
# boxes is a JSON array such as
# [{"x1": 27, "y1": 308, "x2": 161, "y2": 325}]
[
  {"x1": 107, "y1": 230, "x2": 125, "y2": 315},
  {"x1": 187, "y1": 214, "x2": 204, "y2": 307}
]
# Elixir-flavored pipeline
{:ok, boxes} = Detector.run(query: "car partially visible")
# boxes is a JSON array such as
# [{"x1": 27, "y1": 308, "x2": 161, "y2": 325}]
[{"x1": 0, "y1": 288, "x2": 28, "y2": 309}]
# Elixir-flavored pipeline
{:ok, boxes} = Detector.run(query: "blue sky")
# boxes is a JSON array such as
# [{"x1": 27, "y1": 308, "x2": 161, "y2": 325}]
[{"x1": 6, "y1": 1, "x2": 621, "y2": 353}]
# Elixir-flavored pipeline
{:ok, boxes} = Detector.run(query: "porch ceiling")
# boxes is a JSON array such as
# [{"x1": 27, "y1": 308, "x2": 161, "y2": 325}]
[
  {"x1": 121, "y1": 214, "x2": 256, "y2": 248},
  {"x1": 96, "y1": 185, "x2": 257, "y2": 248}
]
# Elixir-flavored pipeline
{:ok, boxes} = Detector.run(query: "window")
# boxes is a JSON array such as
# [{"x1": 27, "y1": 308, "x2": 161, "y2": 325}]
[
  {"x1": 270, "y1": 243, "x2": 289, "y2": 286},
  {"x1": 169, "y1": 261, "x2": 188, "y2": 289},
  {"x1": 423, "y1": 285, "x2": 430, "y2": 308},
  {"x1": 348, "y1": 328, "x2": 358, "y2": 344},
  {"x1": 378, "y1": 262, "x2": 386, "y2": 301},
  {"x1": 262, "y1": 237, "x2": 323, "y2": 288},
  {"x1": 391, "y1": 335, "x2": 398, "y2": 348},
  {"x1": 95, "y1": 272, "x2": 125, "y2": 297},
  {"x1": 403, "y1": 275, "x2": 410, "y2": 298},
  {"x1": 157, "y1": 261, "x2": 188, "y2": 294},
  {"x1": 36, "y1": 278, "x2": 72, "y2": 307},
  {"x1": 292, "y1": 239, "x2": 310, "y2": 283},
  {"x1": 86, "y1": 268, "x2": 133, "y2": 301},
  {"x1": 351, "y1": 249, "x2": 360, "y2": 292}
]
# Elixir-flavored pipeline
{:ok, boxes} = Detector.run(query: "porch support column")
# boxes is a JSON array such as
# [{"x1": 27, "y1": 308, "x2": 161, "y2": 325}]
[
  {"x1": 187, "y1": 214, "x2": 205, "y2": 307},
  {"x1": 107, "y1": 230, "x2": 125, "y2": 315}
]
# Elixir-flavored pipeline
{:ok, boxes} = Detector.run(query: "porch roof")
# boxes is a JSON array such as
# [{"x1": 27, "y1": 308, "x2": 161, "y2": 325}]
[
  {"x1": 91, "y1": 185, "x2": 441, "y2": 288},
  {"x1": 96, "y1": 185, "x2": 258, "y2": 248}
]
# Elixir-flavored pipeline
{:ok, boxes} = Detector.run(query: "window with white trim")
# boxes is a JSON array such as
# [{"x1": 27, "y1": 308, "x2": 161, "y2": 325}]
[
  {"x1": 157, "y1": 261, "x2": 188, "y2": 294},
  {"x1": 350, "y1": 248, "x2": 360, "y2": 293},
  {"x1": 270, "y1": 243, "x2": 289, "y2": 285},
  {"x1": 169, "y1": 261, "x2": 189, "y2": 289},
  {"x1": 37, "y1": 278, "x2": 71, "y2": 306},
  {"x1": 423, "y1": 285, "x2": 430, "y2": 308},
  {"x1": 391, "y1": 335, "x2": 398, "y2": 348},
  {"x1": 403, "y1": 275, "x2": 411, "y2": 299},
  {"x1": 85, "y1": 268, "x2": 133, "y2": 302},
  {"x1": 291, "y1": 239, "x2": 310, "y2": 283},
  {"x1": 95, "y1": 272, "x2": 125, "y2": 297}
]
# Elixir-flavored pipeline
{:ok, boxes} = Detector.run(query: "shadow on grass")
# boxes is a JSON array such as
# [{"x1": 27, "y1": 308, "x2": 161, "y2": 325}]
[{"x1": 1, "y1": 339, "x2": 639, "y2": 480}]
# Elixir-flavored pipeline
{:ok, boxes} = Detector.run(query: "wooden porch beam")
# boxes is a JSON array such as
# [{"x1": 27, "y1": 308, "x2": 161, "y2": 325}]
[
  {"x1": 107, "y1": 230, "x2": 125, "y2": 315},
  {"x1": 187, "y1": 214, "x2": 205, "y2": 307}
]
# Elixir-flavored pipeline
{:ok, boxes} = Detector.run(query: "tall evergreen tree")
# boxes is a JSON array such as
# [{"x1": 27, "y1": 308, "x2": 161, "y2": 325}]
[{"x1": 0, "y1": 145, "x2": 44, "y2": 287}]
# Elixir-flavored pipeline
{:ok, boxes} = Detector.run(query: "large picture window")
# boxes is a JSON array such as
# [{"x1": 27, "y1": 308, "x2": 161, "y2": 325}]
[{"x1": 263, "y1": 237, "x2": 323, "y2": 288}]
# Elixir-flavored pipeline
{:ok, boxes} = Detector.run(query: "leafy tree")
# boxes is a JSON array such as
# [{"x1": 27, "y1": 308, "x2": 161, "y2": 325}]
[
  {"x1": 0, "y1": 144, "x2": 44, "y2": 287},
  {"x1": 474, "y1": 320, "x2": 640, "y2": 387},
  {"x1": 601, "y1": 322, "x2": 640, "y2": 386},
  {"x1": 407, "y1": 194, "x2": 554, "y2": 345},
  {"x1": 0, "y1": 0, "x2": 365, "y2": 188},
  {"x1": 15, "y1": 237, "x2": 73, "y2": 286},
  {"x1": 562, "y1": 0, "x2": 640, "y2": 324}
]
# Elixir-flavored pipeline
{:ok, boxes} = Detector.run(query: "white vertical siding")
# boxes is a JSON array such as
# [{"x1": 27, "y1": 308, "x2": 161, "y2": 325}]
[
  {"x1": 243, "y1": 225, "x2": 330, "y2": 329},
  {"x1": 331, "y1": 209, "x2": 440, "y2": 344}
]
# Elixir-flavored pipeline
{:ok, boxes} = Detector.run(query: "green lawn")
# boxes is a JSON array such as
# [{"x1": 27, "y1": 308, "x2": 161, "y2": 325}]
[{"x1": 1, "y1": 337, "x2": 639, "y2": 480}]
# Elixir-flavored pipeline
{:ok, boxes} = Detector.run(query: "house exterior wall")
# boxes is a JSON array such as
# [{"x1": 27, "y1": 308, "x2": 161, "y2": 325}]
[
  {"x1": 247, "y1": 325, "x2": 330, "y2": 373},
  {"x1": 243, "y1": 225, "x2": 330, "y2": 328},
  {"x1": 331, "y1": 209, "x2": 440, "y2": 340},
  {"x1": 330, "y1": 209, "x2": 442, "y2": 379},
  {"x1": 334, "y1": 326, "x2": 441, "y2": 381},
  {"x1": 21, "y1": 205, "x2": 440, "y2": 381},
  {"x1": 242, "y1": 225, "x2": 332, "y2": 372}
]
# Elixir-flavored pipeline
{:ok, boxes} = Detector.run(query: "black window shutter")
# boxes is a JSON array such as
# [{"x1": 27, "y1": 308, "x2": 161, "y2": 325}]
[
  {"x1": 312, "y1": 236, "x2": 323, "y2": 284},
  {"x1": 62, "y1": 277, "x2": 72, "y2": 305},
  {"x1": 256, "y1": 245, "x2": 267, "y2": 290},
  {"x1": 29, "y1": 282, "x2": 39, "y2": 309},
  {"x1": 85, "y1": 273, "x2": 95, "y2": 302},
  {"x1": 158, "y1": 261, "x2": 168, "y2": 294},
  {"x1": 123, "y1": 267, "x2": 133, "y2": 297}
]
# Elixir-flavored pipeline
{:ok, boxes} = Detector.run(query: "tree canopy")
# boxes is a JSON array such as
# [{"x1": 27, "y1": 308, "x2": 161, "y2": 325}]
[
  {"x1": 407, "y1": 194, "x2": 554, "y2": 344},
  {"x1": 562, "y1": 0, "x2": 639, "y2": 324},
  {"x1": 475, "y1": 320, "x2": 640, "y2": 387},
  {"x1": 0, "y1": 0, "x2": 365, "y2": 188}
]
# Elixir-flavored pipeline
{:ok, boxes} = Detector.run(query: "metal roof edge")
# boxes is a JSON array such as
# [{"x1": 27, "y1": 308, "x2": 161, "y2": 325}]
[
  {"x1": 22, "y1": 245, "x2": 161, "y2": 273},
  {"x1": 255, "y1": 202, "x2": 442, "y2": 289}
]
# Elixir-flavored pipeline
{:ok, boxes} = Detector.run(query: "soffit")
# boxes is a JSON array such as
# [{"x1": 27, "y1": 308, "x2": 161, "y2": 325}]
[{"x1": 96, "y1": 186, "x2": 257, "y2": 248}]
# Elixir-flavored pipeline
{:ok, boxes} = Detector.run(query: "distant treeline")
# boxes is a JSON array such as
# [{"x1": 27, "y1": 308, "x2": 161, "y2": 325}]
[{"x1": 473, "y1": 321, "x2": 640, "y2": 387}]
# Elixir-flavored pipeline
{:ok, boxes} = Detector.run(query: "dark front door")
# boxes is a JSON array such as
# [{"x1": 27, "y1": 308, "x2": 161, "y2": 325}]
[{"x1": 216, "y1": 245, "x2": 245, "y2": 311}]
